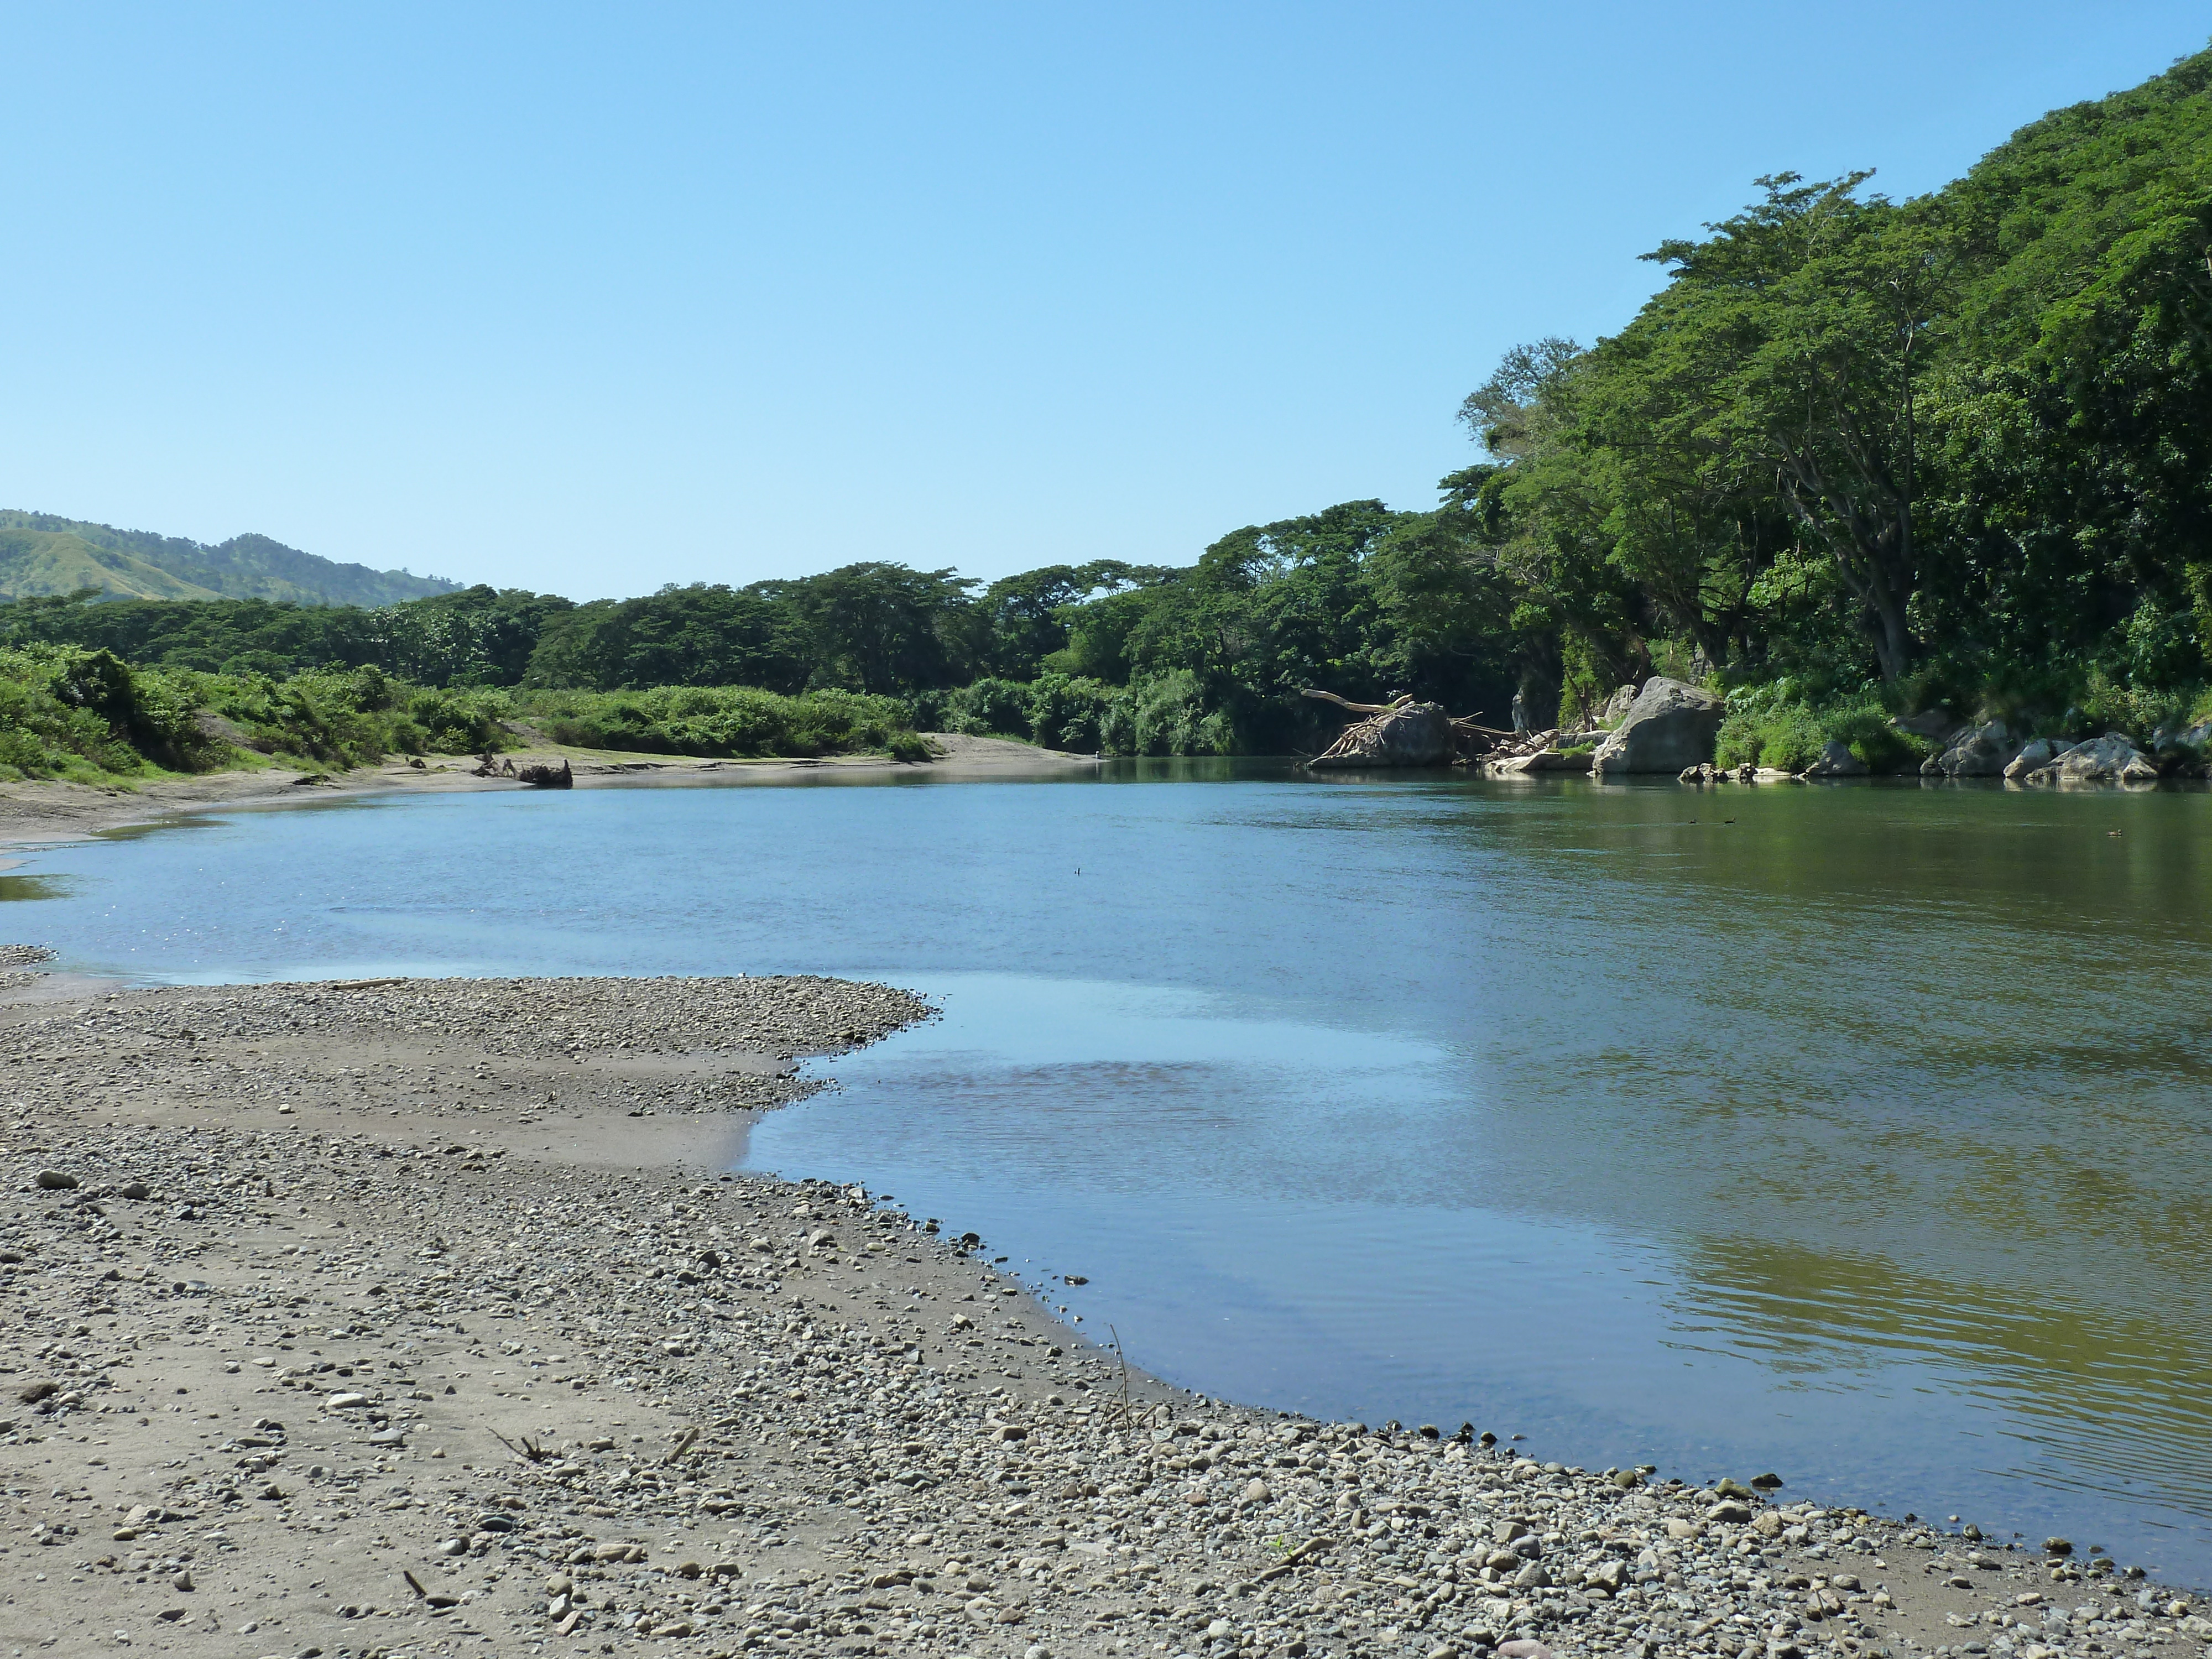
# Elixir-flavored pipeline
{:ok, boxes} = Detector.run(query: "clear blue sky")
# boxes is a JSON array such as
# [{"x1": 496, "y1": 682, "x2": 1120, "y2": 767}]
[{"x1": 3, "y1": 4, "x2": 2206, "y2": 599}]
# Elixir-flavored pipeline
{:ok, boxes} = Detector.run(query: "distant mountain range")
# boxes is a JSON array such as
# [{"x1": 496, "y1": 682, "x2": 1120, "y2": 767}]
[{"x1": 0, "y1": 511, "x2": 461, "y2": 607}]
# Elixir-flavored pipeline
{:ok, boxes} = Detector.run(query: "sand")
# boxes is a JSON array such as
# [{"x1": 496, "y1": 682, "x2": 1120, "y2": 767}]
[{"x1": 1, "y1": 969, "x2": 2199, "y2": 1659}]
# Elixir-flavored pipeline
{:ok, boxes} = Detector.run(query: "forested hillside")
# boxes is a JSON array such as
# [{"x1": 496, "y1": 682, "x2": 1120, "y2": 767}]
[
  {"x1": 0, "y1": 512, "x2": 458, "y2": 607},
  {"x1": 8, "y1": 48, "x2": 2212, "y2": 774}
]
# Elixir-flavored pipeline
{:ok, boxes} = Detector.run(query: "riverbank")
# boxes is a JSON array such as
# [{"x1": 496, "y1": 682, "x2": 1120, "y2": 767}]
[
  {"x1": 0, "y1": 731, "x2": 1097, "y2": 851},
  {"x1": 2, "y1": 971, "x2": 2202, "y2": 1658}
]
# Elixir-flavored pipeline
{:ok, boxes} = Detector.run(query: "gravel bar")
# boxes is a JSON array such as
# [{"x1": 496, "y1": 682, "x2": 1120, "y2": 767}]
[{"x1": 0, "y1": 972, "x2": 2204, "y2": 1659}]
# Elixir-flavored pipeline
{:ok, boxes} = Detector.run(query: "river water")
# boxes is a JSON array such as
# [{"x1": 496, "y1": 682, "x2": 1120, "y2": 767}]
[{"x1": 7, "y1": 765, "x2": 2210, "y2": 1579}]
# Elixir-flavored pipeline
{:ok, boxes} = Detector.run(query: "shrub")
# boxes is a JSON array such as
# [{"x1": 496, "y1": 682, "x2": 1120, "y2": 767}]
[
  {"x1": 1106, "y1": 670, "x2": 1231, "y2": 757},
  {"x1": 1024, "y1": 672, "x2": 1116, "y2": 752},
  {"x1": 1826, "y1": 704, "x2": 1925, "y2": 773},
  {"x1": 0, "y1": 644, "x2": 216, "y2": 780},
  {"x1": 1715, "y1": 681, "x2": 1931, "y2": 774},
  {"x1": 404, "y1": 688, "x2": 510, "y2": 754},
  {"x1": 940, "y1": 677, "x2": 1034, "y2": 738},
  {"x1": 517, "y1": 684, "x2": 921, "y2": 759}
]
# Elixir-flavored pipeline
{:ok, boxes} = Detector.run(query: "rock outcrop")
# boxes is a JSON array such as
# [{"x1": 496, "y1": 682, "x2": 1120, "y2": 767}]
[
  {"x1": 1802, "y1": 739, "x2": 1867, "y2": 778},
  {"x1": 1598, "y1": 683, "x2": 1640, "y2": 726},
  {"x1": 1309, "y1": 700, "x2": 1456, "y2": 768},
  {"x1": 2002, "y1": 738, "x2": 2065, "y2": 780},
  {"x1": 1891, "y1": 708, "x2": 1962, "y2": 744},
  {"x1": 2018, "y1": 733, "x2": 2159, "y2": 786},
  {"x1": 1592, "y1": 679, "x2": 1725, "y2": 777},
  {"x1": 1923, "y1": 720, "x2": 2021, "y2": 778},
  {"x1": 195, "y1": 709, "x2": 273, "y2": 754},
  {"x1": 1488, "y1": 748, "x2": 1595, "y2": 776}
]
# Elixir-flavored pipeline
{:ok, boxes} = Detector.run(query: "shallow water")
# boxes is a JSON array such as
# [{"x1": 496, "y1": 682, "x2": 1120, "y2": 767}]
[{"x1": 8, "y1": 766, "x2": 2211, "y2": 1578}]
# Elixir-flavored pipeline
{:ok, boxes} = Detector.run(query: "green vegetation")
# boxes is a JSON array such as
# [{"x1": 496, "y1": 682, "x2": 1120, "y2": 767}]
[
  {"x1": 0, "y1": 647, "x2": 517, "y2": 782},
  {"x1": 517, "y1": 686, "x2": 924, "y2": 762},
  {"x1": 1457, "y1": 49, "x2": 2212, "y2": 749},
  {"x1": 1712, "y1": 687, "x2": 1932, "y2": 774},
  {"x1": 11, "y1": 53, "x2": 2212, "y2": 769},
  {"x1": 0, "y1": 645, "x2": 212, "y2": 781},
  {"x1": 0, "y1": 651, "x2": 926, "y2": 786}
]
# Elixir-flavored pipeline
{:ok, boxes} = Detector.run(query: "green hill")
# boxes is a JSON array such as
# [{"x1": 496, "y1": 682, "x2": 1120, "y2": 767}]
[{"x1": 0, "y1": 512, "x2": 461, "y2": 607}]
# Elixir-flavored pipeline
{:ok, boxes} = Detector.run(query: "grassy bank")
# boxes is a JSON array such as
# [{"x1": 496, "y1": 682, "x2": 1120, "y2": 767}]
[{"x1": 0, "y1": 644, "x2": 931, "y2": 784}]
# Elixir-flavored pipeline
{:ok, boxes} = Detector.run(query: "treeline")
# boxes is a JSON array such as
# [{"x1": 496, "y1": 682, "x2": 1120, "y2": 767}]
[
  {"x1": 9, "y1": 50, "x2": 2212, "y2": 771},
  {"x1": 0, "y1": 512, "x2": 1519, "y2": 755}
]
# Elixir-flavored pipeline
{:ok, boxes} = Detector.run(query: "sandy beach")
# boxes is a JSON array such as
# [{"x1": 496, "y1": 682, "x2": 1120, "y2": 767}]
[{"x1": 2, "y1": 967, "x2": 2201, "y2": 1659}]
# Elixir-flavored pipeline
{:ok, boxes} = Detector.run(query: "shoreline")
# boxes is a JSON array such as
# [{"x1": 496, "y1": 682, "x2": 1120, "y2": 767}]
[
  {"x1": 1, "y1": 739, "x2": 2183, "y2": 860},
  {"x1": 1, "y1": 973, "x2": 2202, "y2": 1658},
  {"x1": 0, "y1": 731, "x2": 1099, "y2": 853}
]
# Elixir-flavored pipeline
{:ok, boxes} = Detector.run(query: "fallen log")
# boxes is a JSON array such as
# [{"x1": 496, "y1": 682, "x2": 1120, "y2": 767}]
[{"x1": 1301, "y1": 688, "x2": 1412, "y2": 717}]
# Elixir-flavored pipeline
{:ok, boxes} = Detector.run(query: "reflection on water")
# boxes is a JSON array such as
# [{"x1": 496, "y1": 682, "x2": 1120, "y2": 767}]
[
  {"x1": 6, "y1": 769, "x2": 2212, "y2": 1576},
  {"x1": 0, "y1": 873, "x2": 72, "y2": 902}
]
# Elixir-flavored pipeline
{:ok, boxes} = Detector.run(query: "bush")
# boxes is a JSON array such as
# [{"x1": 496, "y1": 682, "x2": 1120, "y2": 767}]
[
  {"x1": 1024, "y1": 672, "x2": 1116, "y2": 752},
  {"x1": 404, "y1": 687, "x2": 511, "y2": 754},
  {"x1": 1101, "y1": 670, "x2": 1232, "y2": 757},
  {"x1": 1714, "y1": 680, "x2": 1932, "y2": 774},
  {"x1": 517, "y1": 684, "x2": 922, "y2": 759},
  {"x1": 1825, "y1": 703, "x2": 1926, "y2": 773},
  {"x1": 936, "y1": 677, "x2": 1035, "y2": 738},
  {"x1": 0, "y1": 644, "x2": 217, "y2": 780},
  {"x1": 0, "y1": 641, "x2": 929, "y2": 779}
]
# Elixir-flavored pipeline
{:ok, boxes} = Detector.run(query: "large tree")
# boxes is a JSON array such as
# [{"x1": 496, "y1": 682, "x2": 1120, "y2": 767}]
[{"x1": 1625, "y1": 175, "x2": 1959, "y2": 681}]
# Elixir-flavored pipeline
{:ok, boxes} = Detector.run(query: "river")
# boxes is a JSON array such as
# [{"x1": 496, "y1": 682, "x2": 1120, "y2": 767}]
[{"x1": 7, "y1": 764, "x2": 2209, "y2": 1579}]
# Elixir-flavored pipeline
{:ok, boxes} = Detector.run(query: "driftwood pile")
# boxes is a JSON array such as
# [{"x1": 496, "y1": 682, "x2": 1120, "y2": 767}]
[
  {"x1": 1302, "y1": 690, "x2": 1509, "y2": 768},
  {"x1": 1480, "y1": 727, "x2": 1576, "y2": 763},
  {"x1": 466, "y1": 750, "x2": 573, "y2": 788},
  {"x1": 517, "y1": 758, "x2": 574, "y2": 789}
]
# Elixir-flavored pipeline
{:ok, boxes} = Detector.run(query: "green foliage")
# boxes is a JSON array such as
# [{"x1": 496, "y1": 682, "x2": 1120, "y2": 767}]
[
  {"x1": 978, "y1": 562, "x2": 1164, "y2": 680},
  {"x1": 1021, "y1": 672, "x2": 1118, "y2": 752},
  {"x1": 191, "y1": 670, "x2": 509, "y2": 767},
  {"x1": 514, "y1": 685, "x2": 919, "y2": 760},
  {"x1": 524, "y1": 585, "x2": 796, "y2": 692},
  {"x1": 1098, "y1": 670, "x2": 1234, "y2": 757},
  {"x1": 1453, "y1": 49, "x2": 2212, "y2": 731},
  {"x1": 1823, "y1": 704, "x2": 1923, "y2": 773},
  {"x1": 0, "y1": 644, "x2": 222, "y2": 780},
  {"x1": 935, "y1": 676, "x2": 1037, "y2": 738},
  {"x1": 1714, "y1": 681, "x2": 1935, "y2": 774},
  {"x1": 0, "y1": 586, "x2": 565, "y2": 688},
  {"x1": 771, "y1": 562, "x2": 982, "y2": 694},
  {"x1": 0, "y1": 645, "x2": 166, "y2": 779},
  {"x1": 0, "y1": 638, "x2": 524, "y2": 781}
]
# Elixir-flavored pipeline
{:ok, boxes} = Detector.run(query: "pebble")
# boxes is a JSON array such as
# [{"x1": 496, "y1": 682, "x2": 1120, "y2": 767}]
[{"x1": 0, "y1": 967, "x2": 2189, "y2": 1659}]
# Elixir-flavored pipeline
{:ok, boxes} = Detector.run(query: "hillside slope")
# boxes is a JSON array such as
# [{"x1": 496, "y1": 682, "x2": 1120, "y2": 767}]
[{"x1": 0, "y1": 512, "x2": 460, "y2": 606}]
